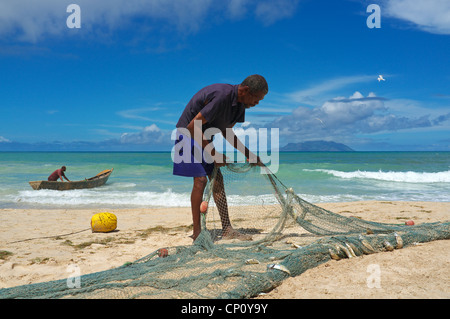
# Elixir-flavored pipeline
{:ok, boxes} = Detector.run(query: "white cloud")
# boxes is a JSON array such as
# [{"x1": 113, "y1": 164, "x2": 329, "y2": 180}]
[
  {"x1": 0, "y1": 0, "x2": 69, "y2": 42},
  {"x1": 120, "y1": 124, "x2": 168, "y2": 144},
  {"x1": 117, "y1": 106, "x2": 177, "y2": 126},
  {"x1": 117, "y1": 107, "x2": 162, "y2": 122},
  {"x1": 240, "y1": 121, "x2": 251, "y2": 128},
  {"x1": 383, "y1": 0, "x2": 450, "y2": 35},
  {"x1": 287, "y1": 75, "x2": 375, "y2": 104},
  {"x1": 268, "y1": 91, "x2": 448, "y2": 143},
  {"x1": 0, "y1": 0, "x2": 214, "y2": 42},
  {"x1": 320, "y1": 92, "x2": 387, "y2": 126},
  {"x1": 0, "y1": 136, "x2": 11, "y2": 143},
  {"x1": 385, "y1": 98, "x2": 450, "y2": 119},
  {"x1": 255, "y1": 0, "x2": 300, "y2": 26},
  {"x1": 0, "y1": 0, "x2": 301, "y2": 43},
  {"x1": 227, "y1": 0, "x2": 252, "y2": 20}
]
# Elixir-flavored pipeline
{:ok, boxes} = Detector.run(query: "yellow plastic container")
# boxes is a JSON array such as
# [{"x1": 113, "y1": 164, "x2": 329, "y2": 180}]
[{"x1": 91, "y1": 212, "x2": 117, "y2": 233}]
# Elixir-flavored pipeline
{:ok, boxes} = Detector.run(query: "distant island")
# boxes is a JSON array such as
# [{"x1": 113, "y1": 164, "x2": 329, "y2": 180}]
[{"x1": 280, "y1": 140, "x2": 355, "y2": 152}]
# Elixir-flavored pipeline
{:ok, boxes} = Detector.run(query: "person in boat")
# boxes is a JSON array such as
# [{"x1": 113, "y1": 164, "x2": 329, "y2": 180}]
[
  {"x1": 48, "y1": 166, "x2": 71, "y2": 182},
  {"x1": 173, "y1": 74, "x2": 267, "y2": 241}
]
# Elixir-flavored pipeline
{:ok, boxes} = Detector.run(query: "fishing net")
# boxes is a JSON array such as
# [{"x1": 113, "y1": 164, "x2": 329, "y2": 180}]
[{"x1": 1, "y1": 163, "x2": 449, "y2": 299}]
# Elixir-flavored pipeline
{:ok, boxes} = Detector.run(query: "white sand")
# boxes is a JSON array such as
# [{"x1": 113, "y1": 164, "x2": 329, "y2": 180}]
[{"x1": 1, "y1": 201, "x2": 449, "y2": 298}]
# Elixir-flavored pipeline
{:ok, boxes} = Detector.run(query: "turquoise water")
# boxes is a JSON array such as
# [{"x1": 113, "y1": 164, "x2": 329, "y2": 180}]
[{"x1": 0, "y1": 151, "x2": 449, "y2": 209}]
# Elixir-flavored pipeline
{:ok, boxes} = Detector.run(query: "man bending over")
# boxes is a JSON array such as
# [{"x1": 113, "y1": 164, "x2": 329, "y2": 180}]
[{"x1": 173, "y1": 75, "x2": 268, "y2": 241}]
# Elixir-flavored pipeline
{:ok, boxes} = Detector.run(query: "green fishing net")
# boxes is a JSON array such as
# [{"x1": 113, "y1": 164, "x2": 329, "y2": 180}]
[{"x1": 1, "y1": 163, "x2": 448, "y2": 299}]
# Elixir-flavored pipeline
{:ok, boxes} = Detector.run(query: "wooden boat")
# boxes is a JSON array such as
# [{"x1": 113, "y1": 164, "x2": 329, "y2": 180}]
[{"x1": 29, "y1": 169, "x2": 113, "y2": 191}]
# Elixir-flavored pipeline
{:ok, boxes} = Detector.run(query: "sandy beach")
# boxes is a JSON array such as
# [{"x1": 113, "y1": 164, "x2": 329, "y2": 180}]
[{"x1": 0, "y1": 201, "x2": 449, "y2": 298}]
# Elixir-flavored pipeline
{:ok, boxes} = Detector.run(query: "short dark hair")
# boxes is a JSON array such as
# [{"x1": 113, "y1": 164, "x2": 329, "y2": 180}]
[{"x1": 241, "y1": 74, "x2": 268, "y2": 94}]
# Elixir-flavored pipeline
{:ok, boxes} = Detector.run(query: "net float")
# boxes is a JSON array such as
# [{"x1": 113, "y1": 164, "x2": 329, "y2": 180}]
[{"x1": 200, "y1": 201, "x2": 208, "y2": 213}]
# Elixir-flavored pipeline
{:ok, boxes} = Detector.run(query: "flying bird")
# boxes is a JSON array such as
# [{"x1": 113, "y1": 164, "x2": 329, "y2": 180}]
[
  {"x1": 314, "y1": 117, "x2": 324, "y2": 125},
  {"x1": 377, "y1": 75, "x2": 385, "y2": 82}
]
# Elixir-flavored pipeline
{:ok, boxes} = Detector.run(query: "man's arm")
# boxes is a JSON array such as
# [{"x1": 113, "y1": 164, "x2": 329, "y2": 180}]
[
  {"x1": 223, "y1": 128, "x2": 263, "y2": 166},
  {"x1": 186, "y1": 112, "x2": 227, "y2": 166},
  {"x1": 186, "y1": 112, "x2": 208, "y2": 149},
  {"x1": 60, "y1": 171, "x2": 70, "y2": 182}
]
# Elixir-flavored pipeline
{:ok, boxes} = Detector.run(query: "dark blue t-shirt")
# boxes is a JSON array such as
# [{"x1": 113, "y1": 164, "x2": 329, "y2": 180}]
[{"x1": 176, "y1": 84, "x2": 246, "y2": 138}]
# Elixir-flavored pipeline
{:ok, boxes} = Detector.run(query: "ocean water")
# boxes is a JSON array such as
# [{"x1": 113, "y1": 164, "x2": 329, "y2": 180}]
[{"x1": 0, "y1": 151, "x2": 449, "y2": 209}]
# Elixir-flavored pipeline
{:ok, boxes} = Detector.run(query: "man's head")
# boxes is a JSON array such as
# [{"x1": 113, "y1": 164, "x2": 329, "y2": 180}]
[
  {"x1": 61, "y1": 166, "x2": 66, "y2": 171},
  {"x1": 238, "y1": 74, "x2": 268, "y2": 108}
]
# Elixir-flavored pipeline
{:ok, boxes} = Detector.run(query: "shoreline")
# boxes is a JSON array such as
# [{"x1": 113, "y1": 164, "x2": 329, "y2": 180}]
[{"x1": 1, "y1": 200, "x2": 449, "y2": 298}]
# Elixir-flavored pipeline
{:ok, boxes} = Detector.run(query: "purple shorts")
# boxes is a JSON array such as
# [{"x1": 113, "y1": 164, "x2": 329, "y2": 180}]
[{"x1": 172, "y1": 133, "x2": 215, "y2": 177}]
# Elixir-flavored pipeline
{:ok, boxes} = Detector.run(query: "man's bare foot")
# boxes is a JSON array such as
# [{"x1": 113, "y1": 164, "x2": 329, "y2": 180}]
[
  {"x1": 190, "y1": 231, "x2": 201, "y2": 241},
  {"x1": 222, "y1": 228, "x2": 252, "y2": 241}
]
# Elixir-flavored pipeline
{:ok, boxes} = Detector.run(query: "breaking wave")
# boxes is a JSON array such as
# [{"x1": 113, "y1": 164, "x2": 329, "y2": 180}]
[{"x1": 309, "y1": 169, "x2": 450, "y2": 183}]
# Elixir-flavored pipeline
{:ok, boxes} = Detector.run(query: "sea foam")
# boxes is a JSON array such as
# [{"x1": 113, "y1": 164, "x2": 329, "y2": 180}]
[
  {"x1": 309, "y1": 169, "x2": 450, "y2": 183},
  {"x1": 11, "y1": 189, "x2": 278, "y2": 208}
]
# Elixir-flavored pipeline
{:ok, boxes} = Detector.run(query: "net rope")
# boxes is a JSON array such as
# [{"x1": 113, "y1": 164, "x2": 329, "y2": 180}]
[{"x1": 1, "y1": 163, "x2": 449, "y2": 299}]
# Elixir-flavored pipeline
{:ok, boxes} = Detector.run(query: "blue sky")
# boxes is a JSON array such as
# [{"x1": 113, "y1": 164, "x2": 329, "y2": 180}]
[{"x1": 0, "y1": 0, "x2": 449, "y2": 151}]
